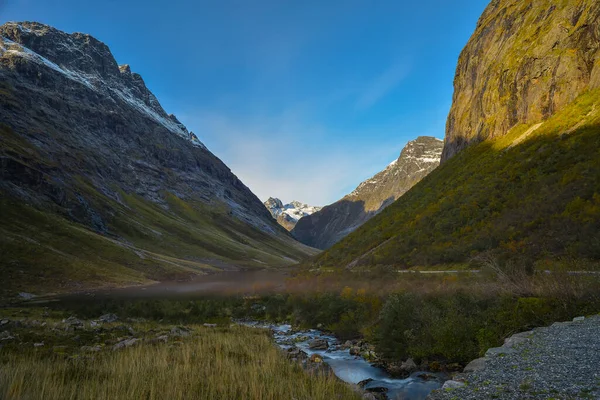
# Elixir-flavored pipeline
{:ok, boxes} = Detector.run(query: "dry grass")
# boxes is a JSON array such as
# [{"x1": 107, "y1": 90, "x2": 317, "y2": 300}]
[{"x1": 0, "y1": 325, "x2": 359, "y2": 400}]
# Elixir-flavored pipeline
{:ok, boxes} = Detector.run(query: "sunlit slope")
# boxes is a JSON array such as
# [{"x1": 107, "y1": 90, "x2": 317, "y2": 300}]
[{"x1": 314, "y1": 90, "x2": 600, "y2": 270}]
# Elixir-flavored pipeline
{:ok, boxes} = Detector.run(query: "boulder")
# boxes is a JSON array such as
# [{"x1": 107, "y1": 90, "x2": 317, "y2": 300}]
[
  {"x1": 98, "y1": 313, "x2": 119, "y2": 323},
  {"x1": 113, "y1": 338, "x2": 139, "y2": 351},
  {"x1": 33, "y1": 342, "x2": 44, "y2": 347},
  {"x1": 287, "y1": 346, "x2": 308, "y2": 361},
  {"x1": 504, "y1": 331, "x2": 533, "y2": 348},
  {"x1": 463, "y1": 357, "x2": 486, "y2": 373},
  {"x1": 170, "y1": 326, "x2": 191, "y2": 337},
  {"x1": 308, "y1": 338, "x2": 328, "y2": 350},
  {"x1": 62, "y1": 316, "x2": 83, "y2": 327},
  {"x1": 349, "y1": 346, "x2": 361, "y2": 356},
  {"x1": 401, "y1": 358, "x2": 418, "y2": 372},
  {"x1": 442, "y1": 380, "x2": 465, "y2": 390},
  {"x1": 357, "y1": 378, "x2": 374, "y2": 388},
  {"x1": 18, "y1": 292, "x2": 35, "y2": 300}
]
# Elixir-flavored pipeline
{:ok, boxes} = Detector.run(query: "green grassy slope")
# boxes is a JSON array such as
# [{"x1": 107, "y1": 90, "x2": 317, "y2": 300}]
[
  {"x1": 314, "y1": 90, "x2": 600, "y2": 271},
  {"x1": 0, "y1": 125, "x2": 317, "y2": 297}
]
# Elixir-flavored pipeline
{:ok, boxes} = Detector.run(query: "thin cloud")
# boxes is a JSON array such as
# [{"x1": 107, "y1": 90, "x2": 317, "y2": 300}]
[
  {"x1": 355, "y1": 60, "x2": 412, "y2": 110},
  {"x1": 178, "y1": 110, "x2": 402, "y2": 206}
]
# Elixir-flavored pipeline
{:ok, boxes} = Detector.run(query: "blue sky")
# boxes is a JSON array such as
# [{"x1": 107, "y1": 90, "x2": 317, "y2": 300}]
[{"x1": 1, "y1": 0, "x2": 489, "y2": 205}]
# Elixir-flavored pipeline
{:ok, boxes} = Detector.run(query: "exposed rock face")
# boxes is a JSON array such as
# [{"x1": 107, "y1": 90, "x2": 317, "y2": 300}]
[
  {"x1": 442, "y1": 0, "x2": 600, "y2": 161},
  {"x1": 264, "y1": 197, "x2": 322, "y2": 231},
  {"x1": 292, "y1": 137, "x2": 443, "y2": 249},
  {"x1": 0, "y1": 21, "x2": 312, "y2": 284}
]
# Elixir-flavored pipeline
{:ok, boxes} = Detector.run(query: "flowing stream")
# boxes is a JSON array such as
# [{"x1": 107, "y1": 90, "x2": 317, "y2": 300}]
[{"x1": 245, "y1": 322, "x2": 446, "y2": 400}]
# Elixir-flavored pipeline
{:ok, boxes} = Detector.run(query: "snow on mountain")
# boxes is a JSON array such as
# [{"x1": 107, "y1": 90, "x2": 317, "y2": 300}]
[
  {"x1": 264, "y1": 198, "x2": 322, "y2": 231},
  {"x1": 0, "y1": 26, "x2": 206, "y2": 149}
]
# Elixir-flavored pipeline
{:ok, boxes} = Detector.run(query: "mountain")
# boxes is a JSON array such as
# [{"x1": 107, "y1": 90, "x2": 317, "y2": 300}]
[
  {"x1": 292, "y1": 136, "x2": 443, "y2": 249},
  {"x1": 0, "y1": 21, "x2": 315, "y2": 297},
  {"x1": 313, "y1": 0, "x2": 600, "y2": 271},
  {"x1": 264, "y1": 198, "x2": 322, "y2": 231},
  {"x1": 443, "y1": 0, "x2": 600, "y2": 160}
]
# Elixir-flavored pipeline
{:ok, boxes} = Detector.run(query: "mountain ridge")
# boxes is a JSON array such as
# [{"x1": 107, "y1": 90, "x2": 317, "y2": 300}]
[{"x1": 292, "y1": 136, "x2": 443, "y2": 249}]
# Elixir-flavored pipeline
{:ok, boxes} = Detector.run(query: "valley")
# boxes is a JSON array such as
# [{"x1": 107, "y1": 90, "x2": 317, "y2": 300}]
[{"x1": 1, "y1": 0, "x2": 600, "y2": 399}]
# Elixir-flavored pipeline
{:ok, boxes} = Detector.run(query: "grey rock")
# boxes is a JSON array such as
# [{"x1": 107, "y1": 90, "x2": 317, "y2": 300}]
[
  {"x1": 18, "y1": 292, "x2": 35, "y2": 300},
  {"x1": 202, "y1": 323, "x2": 217, "y2": 328},
  {"x1": 112, "y1": 338, "x2": 139, "y2": 350},
  {"x1": 98, "y1": 314, "x2": 119, "y2": 323},
  {"x1": 170, "y1": 326, "x2": 191, "y2": 337},
  {"x1": 33, "y1": 342, "x2": 44, "y2": 347},
  {"x1": 573, "y1": 316, "x2": 585, "y2": 322},
  {"x1": 357, "y1": 378, "x2": 374, "y2": 388},
  {"x1": 441, "y1": 380, "x2": 465, "y2": 390},
  {"x1": 308, "y1": 338, "x2": 328, "y2": 350},
  {"x1": 62, "y1": 316, "x2": 83, "y2": 327},
  {"x1": 463, "y1": 357, "x2": 486, "y2": 373},
  {"x1": 400, "y1": 357, "x2": 418, "y2": 372},
  {"x1": 349, "y1": 346, "x2": 361, "y2": 356},
  {"x1": 485, "y1": 346, "x2": 517, "y2": 357},
  {"x1": 0, "y1": 331, "x2": 14, "y2": 341},
  {"x1": 286, "y1": 346, "x2": 308, "y2": 361},
  {"x1": 503, "y1": 330, "x2": 533, "y2": 348}
]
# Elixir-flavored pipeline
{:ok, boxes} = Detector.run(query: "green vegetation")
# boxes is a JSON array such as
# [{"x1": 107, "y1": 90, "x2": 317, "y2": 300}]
[
  {"x1": 39, "y1": 263, "x2": 599, "y2": 368},
  {"x1": 316, "y1": 89, "x2": 600, "y2": 271},
  {"x1": 0, "y1": 307, "x2": 359, "y2": 400},
  {"x1": 0, "y1": 121, "x2": 316, "y2": 298}
]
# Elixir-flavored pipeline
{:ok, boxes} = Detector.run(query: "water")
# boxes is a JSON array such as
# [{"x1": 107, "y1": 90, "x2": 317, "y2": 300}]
[{"x1": 245, "y1": 322, "x2": 446, "y2": 400}]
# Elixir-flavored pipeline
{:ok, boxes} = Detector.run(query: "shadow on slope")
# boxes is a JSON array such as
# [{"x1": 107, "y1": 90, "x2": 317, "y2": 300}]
[{"x1": 315, "y1": 90, "x2": 600, "y2": 271}]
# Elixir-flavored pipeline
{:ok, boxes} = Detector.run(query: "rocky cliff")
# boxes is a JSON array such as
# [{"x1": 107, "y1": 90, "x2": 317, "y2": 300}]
[
  {"x1": 264, "y1": 198, "x2": 322, "y2": 231},
  {"x1": 292, "y1": 137, "x2": 443, "y2": 249},
  {"x1": 0, "y1": 22, "x2": 314, "y2": 296},
  {"x1": 443, "y1": 0, "x2": 600, "y2": 160}
]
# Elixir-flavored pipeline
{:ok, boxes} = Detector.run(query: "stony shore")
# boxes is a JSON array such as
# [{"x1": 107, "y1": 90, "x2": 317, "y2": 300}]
[{"x1": 428, "y1": 315, "x2": 600, "y2": 399}]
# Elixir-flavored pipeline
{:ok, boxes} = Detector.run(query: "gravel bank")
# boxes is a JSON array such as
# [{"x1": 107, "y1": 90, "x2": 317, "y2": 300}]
[{"x1": 428, "y1": 315, "x2": 600, "y2": 400}]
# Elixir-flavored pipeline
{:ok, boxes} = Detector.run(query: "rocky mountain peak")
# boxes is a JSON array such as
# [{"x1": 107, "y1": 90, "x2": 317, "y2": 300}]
[
  {"x1": 292, "y1": 136, "x2": 443, "y2": 249},
  {"x1": 264, "y1": 198, "x2": 322, "y2": 231},
  {"x1": 0, "y1": 21, "x2": 204, "y2": 149}
]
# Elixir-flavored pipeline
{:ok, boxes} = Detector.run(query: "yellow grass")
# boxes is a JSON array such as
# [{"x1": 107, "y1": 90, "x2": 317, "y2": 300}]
[{"x1": 0, "y1": 325, "x2": 360, "y2": 400}]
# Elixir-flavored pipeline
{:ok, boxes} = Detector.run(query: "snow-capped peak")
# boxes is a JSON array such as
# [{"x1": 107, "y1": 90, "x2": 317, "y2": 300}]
[{"x1": 264, "y1": 197, "x2": 322, "y2": 230}]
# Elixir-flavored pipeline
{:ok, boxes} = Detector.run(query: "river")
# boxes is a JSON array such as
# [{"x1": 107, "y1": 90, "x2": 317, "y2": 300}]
[{"x1": 245, "y1": 322, "x2": 446, "y2": 400}]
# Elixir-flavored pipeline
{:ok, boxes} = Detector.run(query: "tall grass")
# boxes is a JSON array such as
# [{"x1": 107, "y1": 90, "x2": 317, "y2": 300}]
[{"x1": 0, "y1": 325, "x2": 359, "y2": 400}]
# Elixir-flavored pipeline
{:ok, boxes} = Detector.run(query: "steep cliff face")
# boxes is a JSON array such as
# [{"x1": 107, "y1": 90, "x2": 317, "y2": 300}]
[
  {"x1": 292, "y1": 137, "x2": 443, "y2": 249},
  {"x1": 443, "y1": 0, "x2": 600, "y2": 160},
  {"x1": 0, "y1": 22, "x2": 314, "y2": 295},
  {"x1": 264, "y1": 198, "x2": 322, "y2": 231}
]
